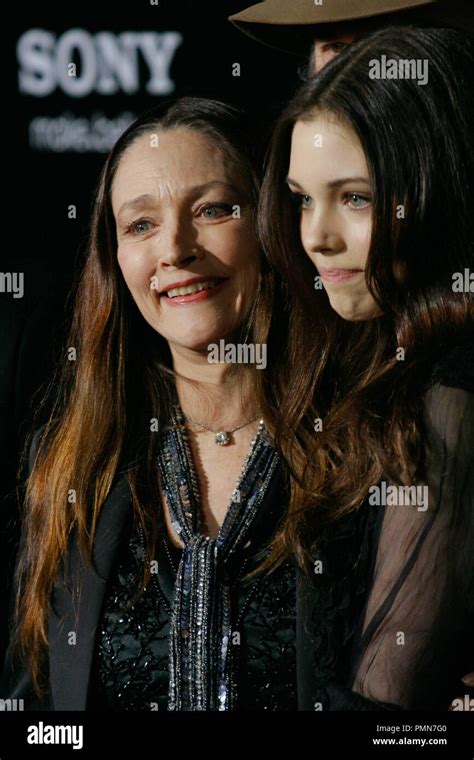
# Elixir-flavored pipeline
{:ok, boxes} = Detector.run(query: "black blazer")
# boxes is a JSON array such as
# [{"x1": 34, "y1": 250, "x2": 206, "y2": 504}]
[{"x1": 2, "y1": 470, "x2": 132, "y2": 710}]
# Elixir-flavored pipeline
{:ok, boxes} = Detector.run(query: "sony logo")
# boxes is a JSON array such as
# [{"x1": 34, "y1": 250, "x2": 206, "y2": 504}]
[{"x1": 17, "y1": 28, "x2": 183, "y2": 97}]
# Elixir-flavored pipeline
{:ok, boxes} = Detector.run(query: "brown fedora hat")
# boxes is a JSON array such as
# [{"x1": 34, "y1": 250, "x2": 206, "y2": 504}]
[{"x1": 229, "y1": 0, "x2": 474, "y2": 54}]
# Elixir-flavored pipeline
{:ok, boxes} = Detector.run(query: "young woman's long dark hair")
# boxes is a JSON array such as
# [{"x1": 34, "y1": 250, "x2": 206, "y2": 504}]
[
  {"x1": 13, "y1": 97, "x2": 281, "y2": 695},
  {"x1": 258, "y1": 27, "x2": 474, "y2": 575}
]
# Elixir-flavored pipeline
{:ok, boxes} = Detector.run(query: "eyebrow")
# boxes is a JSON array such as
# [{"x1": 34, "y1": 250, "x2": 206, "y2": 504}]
[
  {"x1": 286, "y1": 176, "x2": 370, "y2": 190},
  {"x1": 317, "y1": 38, "x2": 350, "y2": 46},
  {"x1": 116, "y1": 181, "x2": 242, "y2": 218}
]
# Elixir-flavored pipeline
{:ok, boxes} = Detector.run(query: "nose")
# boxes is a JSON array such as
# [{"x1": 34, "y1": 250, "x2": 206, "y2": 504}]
[
  {"x1": 156, "y1": 213, "x2": 202, "y2": 270},
  {"x1": 301, "y1": 205, "x2": 344, "y2": 256}
]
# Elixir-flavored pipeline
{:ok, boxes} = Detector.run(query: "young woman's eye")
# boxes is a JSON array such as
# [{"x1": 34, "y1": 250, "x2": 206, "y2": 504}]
[
  {"x1": 125, "y1": 219, "x2": 154, "y2": 235},
  {"x1": 199, "y1": 203, "x2": 234, "y2": 220},
  {"x1": 290, "y1": 191, "x2": 313, "y2": 210},
  {"x1": 344, "y1": 192, "x2": 371, "y2": 210}
]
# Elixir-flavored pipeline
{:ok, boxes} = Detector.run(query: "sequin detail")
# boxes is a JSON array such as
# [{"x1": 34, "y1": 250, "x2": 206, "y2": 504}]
[
  {"x1": 157, "y1": 410, "x2": 280, "y2": 711},
  {"x1": 91, "y1": 527, "x2": 298, "y2": 711},
  {"x1": 90, "y1": 412, "x2": 297, "y2": 711}
]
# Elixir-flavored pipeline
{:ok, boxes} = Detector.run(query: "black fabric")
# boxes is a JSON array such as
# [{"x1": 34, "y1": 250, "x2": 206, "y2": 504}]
[
  {"x1": 297, "y1": 375, "x2": 474, "y2": 710},
  {"x1": 1, "y1": 456, "x2": 294, "y2": 711},
  {"x1": 88, "y1": 523, "x2": 297, "y2": 711},
  {"x1": 429, "y1": 342, "x2": 474, "y2": 393},
  {"x1": 2, "y1": 349, "x2": 473, "y2": 711}
]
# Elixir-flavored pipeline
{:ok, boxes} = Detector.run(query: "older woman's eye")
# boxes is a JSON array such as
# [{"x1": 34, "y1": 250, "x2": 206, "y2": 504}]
[
  {"x1": 199, "y1": 203, "x2": 234, "y2": 219},
  {"x1": 126, "y1": 219, "x2": 153, "y2": 235}
]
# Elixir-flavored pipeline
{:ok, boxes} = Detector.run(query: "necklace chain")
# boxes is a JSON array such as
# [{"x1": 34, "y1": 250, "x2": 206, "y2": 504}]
[{"x1": 180, "y1": 409, "x2": 262, "y2": 446}]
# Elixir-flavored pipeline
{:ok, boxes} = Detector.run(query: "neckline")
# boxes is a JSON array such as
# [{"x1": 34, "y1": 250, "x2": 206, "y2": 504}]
[{"x1": 162, "y1": 406, "x2": 268, "y2": 546}]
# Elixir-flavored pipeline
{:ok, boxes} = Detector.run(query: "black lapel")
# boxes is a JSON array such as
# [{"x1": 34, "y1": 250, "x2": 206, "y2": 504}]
[{"x1": 48, "y1": 475, "x2": 132, "y2": 710}]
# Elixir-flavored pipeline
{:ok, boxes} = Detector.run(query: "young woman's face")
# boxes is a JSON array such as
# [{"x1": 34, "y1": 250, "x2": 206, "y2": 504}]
[
  {"x1": 112, "y1": 128, "x2": 260, "y2": 353},
  {"x1": 287, "y1": 113, "x2": 381, "y2": 321}
]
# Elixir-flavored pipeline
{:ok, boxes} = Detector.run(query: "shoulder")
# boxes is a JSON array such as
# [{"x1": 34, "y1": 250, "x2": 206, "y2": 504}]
[
  {"x1": 424, "y1": 343, "x2": 474, "y2": 448},
  {"x1": 427, "y1": 342, "x2": 474, "y2": 393},
  {"x1": 422, "y1": 385, "x2": 473, "y2": 485}
]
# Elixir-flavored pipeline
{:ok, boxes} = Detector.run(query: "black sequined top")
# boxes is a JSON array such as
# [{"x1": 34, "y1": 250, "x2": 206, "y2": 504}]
[{"x1": 88, "y1": 518, "x2": 297, "y2": 711}]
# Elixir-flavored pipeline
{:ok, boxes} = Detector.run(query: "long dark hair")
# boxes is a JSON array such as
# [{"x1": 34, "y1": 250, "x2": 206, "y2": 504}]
[
  {"x1": 14, "y1": 97, "x2": 279, "y2": 695},
  {"x1": 258, "y1": 27, "x2": 474, "y2": 574}
]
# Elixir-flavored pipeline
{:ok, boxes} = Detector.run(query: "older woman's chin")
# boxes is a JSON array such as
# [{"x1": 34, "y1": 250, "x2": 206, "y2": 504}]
[{"x1": 150, "y1": 325, "x2": 240, "y2": 355}]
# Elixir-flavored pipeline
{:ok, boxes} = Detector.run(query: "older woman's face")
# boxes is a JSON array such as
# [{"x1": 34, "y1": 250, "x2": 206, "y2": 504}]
[{"x1": 112, "y1": 128, "x2": 260, "y2": 353}]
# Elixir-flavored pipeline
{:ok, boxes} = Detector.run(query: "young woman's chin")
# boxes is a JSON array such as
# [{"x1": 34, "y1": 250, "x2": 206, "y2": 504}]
[{"x1": 326, "y1": 291, "x2": 382, "y2": 322}]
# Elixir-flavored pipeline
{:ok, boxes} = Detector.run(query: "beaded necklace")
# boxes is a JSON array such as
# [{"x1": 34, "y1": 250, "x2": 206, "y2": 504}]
[{"x1": 156, "y1": 406, "x2": 280, "y2": 711}]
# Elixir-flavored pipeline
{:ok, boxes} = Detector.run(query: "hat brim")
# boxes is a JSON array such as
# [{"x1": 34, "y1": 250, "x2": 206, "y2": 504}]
[{"x1": 229, "y1": 0, "x2": 474, "y2": 55}]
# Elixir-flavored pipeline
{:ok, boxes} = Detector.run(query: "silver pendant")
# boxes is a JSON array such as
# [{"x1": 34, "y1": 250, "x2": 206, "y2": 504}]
[{"x1": 215, "y1": 431, "x2": 231, "y2": 446}]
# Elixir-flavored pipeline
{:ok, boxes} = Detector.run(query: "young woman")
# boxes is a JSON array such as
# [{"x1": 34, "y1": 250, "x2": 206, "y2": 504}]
[
  {"x1": 1, "y1": 97, "x2": 297, "y2": 711},
  {"x1": 259, "y1": 26, "x2": 474, "y2": 710}
]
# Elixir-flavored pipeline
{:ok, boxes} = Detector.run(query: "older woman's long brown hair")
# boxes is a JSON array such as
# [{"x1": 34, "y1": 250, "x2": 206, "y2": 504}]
[{"x1": 13, "y1": 97, "x2": 280, "y2": 695}]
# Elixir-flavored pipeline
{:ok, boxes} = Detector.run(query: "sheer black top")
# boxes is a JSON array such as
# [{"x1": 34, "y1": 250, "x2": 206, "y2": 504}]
[{"x1": 297, "y1": 368, "x2": 474, "y2": 711}]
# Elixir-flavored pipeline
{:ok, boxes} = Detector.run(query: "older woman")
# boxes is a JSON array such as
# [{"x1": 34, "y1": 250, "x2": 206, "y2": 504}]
[
  {"x1": 259, "y1": 26, "x2": 474, "y2": 710},
  {"x1": 2, "y1": 97, "x2": 296, "y2": 711}
]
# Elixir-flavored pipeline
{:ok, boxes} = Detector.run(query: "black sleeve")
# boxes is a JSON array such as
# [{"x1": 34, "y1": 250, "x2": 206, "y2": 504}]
[
  {"x1": 298, "y1": 383, "x2": 474, "y2": 711},
  {"x1": 345, "y1": 384, "x2": 474, "y2": 710}
]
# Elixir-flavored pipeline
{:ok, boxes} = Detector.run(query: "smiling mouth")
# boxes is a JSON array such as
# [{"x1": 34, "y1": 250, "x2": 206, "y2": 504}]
[
  {"x1": 158, "y1": 277, "x2": 229, "y2": 305},
  {"x1": 161, "y1": 278, "x2": 225, "y2": 298}
]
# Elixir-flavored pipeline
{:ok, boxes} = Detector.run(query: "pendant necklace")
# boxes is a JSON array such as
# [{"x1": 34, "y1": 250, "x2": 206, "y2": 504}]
[{"x1": 181, "y1": 412, "x2": 262, "y2": 446}]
